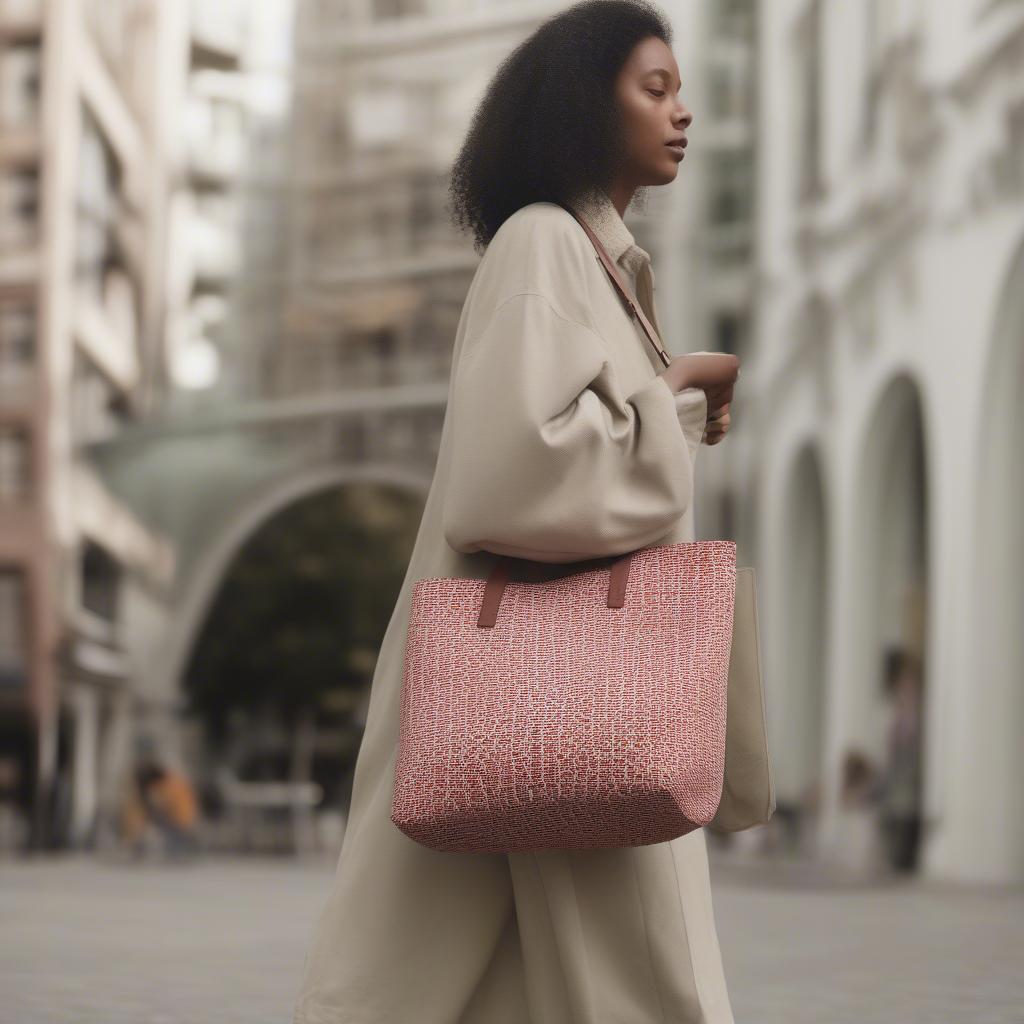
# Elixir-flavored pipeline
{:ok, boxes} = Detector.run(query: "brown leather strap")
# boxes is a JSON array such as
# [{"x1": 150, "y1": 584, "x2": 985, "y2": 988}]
[
  {"x1": 560, "y1": 203, "x2": 672, "y2": 369},
  {"x1": 477, "y1": 558, "x2": 512, "y2": 628},
  {"x1": 477, "y1": 552, "x2": 635, "y2": 628}
]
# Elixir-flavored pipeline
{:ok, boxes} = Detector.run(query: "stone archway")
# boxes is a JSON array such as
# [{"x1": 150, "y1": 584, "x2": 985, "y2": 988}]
[
  {"x1": 849, "y1": 374, "x2": 930, "y2": 869},
  {"x1": 970, "y1": 238, "x2": 1024, "y2": 882},
  {"x1": 777, "y1": 444, "x2": 830, "y2": 820},
  {"x1": 153, "y1": 462, "x2": 433, "y2": 714}
]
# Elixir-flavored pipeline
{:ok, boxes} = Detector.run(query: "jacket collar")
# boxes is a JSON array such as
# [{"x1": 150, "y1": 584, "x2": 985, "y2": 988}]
[{"x1": 568, "y1": 190, "x2": 652, "y2": 282}]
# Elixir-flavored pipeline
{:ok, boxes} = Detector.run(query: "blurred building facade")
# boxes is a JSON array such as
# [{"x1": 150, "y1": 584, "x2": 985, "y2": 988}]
[
  {"x1": 6, "y1": 0, "x2": 1021, "y2": 887},
  {"x1": 0, "y1": 0, "x2": 266, "y2": 851},
  {"x1": 164, "y1": 2, "x2": 248, "y2": 401},
  {"x1": 751, "y1": 0, "x2": 1024, "y2": 883},
  {"x1": 0, "y1": 0, "x2": 179, "y2": 850}
]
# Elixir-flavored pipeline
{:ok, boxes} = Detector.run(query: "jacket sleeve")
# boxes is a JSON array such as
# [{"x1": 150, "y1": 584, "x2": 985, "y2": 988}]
[{"x1": 441, "y1": 291, "x2": 708, "y2": 563}]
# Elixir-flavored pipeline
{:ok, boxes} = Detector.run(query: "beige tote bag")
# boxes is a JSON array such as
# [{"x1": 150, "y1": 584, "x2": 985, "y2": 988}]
[{"x1": 710, "y1": 567, "x2": 775, "y2": 831}]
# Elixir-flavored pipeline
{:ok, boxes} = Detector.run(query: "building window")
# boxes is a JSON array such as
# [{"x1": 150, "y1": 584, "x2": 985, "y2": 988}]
[
  {"x1": 0, "y1": 427, "x2": 30, "y2": 500},
  {"x1": 707, "y1": 58, "x2": 752, "y2": 123},
  {"x1": 0, "y1": 168, "x2": 39, "y2": 251},
  {"x1": 0, "y1": 305, "x2": 35, "y2": 400},
  {"x1": 0, "y1": 568, "x2": 28, "y2": 690},
  {"x1": 711, "y1": 0, "x2": 755, "y2": 42},
  {"x1": 709, "y1": 150, "x2": 754, "y2": 227},
  {"x1": 81, "y1": 540, "x2": 121, "y2": 623},
  {"x1": 0, "y1": 43, "x2": 42, "y2": 130}
]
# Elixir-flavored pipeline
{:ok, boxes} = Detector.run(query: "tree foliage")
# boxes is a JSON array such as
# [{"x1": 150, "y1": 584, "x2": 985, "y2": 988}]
[{"x1": 184, "y1": 483, "x2": 421, "y2": 737}]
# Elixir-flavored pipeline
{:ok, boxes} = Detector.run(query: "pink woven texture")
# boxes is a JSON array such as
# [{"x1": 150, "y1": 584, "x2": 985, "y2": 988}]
[{"x1": 391, "y1": 541, "x2": 736, "y2": 853}]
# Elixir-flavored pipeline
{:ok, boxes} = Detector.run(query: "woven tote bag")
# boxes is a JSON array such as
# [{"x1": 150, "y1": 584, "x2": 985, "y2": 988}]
[{"x1": 392, "y1": 542, "x2": 736, "y2": 853}]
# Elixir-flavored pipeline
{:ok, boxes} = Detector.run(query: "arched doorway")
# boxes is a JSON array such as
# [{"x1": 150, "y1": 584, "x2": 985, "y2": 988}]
[
  {"x1": 154, "y1": 462, "x2": 432, "y2": 719},
  {"x1": 180, "y1": 478, "x2": 428, "y2": 853},
  {"x1": 851, "y1": 375, "x2": 930, "y2": 873}
]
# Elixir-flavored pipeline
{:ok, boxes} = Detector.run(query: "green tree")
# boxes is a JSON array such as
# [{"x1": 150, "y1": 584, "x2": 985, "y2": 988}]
[{"x1": 184, "y1": 483, "x2": 421, "y2": 743}]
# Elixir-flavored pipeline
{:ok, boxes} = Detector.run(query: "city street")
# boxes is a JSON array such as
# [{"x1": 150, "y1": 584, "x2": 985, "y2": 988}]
[{"x1": 1, "y1": 851, "x2": 1021, "y2": 1023}]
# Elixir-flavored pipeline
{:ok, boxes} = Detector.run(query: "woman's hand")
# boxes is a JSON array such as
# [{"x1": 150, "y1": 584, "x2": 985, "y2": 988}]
[
  {"x1": 701, "y1": 399, "x2": 730, "y2": 446},
  {"x1": 659, "y1": 352, "x2": 740, "y2": 447}
]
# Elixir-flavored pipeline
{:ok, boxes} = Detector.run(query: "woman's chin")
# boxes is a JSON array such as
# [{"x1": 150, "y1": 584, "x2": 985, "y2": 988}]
[{"x1": 648, "y1": 162, "x2": 681, "y2": 185}]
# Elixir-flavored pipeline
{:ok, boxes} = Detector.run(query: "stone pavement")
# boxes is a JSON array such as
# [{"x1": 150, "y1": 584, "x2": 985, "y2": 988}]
[
  {"x1": 1, "y1": 850, "x2": 1021, "y2": 1023},
  {"x1": 709, "y1": 856, "x2": 1023, "y2": 1024}
]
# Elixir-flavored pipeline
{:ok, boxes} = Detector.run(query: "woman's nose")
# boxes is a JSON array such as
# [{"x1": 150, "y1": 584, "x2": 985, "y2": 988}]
[{"x1": 676, "y1": 107, "x2": 693, "y2": 131}]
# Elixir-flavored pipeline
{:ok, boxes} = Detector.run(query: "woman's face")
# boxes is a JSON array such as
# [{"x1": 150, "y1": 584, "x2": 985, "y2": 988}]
[{"x1": 613, "y1": 36, "x2": 692, "y2": 187}]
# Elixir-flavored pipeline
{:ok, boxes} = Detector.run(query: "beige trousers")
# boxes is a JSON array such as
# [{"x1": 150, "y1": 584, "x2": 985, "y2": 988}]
[{"x1": 293, "y1": 745, "x2": 735, "y2": 1024}]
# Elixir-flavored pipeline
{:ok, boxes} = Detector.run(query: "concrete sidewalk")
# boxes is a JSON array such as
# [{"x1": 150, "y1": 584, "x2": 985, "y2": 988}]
[{"x1": 1, "y1": 852, "x2": 1020, "y2": 1023}]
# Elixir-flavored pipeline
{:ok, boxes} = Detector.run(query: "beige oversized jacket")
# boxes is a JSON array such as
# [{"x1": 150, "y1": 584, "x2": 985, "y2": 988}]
[
  {"x1": 293, "y1": 195, "x2": 735, "y2": 1024},
  {"x1": 442, "y1": 199, "x2": 708, "y2": 563}
]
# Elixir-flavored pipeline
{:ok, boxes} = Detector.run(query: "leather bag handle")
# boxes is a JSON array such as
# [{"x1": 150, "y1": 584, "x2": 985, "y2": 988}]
[
  {"x1": 477, "y1": 551, "x2": 634, "y2": 628},
  {"x1": 560, "y1": 202, "x2": 672, "y2": 369}
]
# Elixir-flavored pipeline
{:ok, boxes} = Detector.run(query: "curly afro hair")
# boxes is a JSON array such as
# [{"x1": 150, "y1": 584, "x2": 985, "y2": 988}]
[{"x1": 446, "y1": 0, "x2": 672, "y2": 253}]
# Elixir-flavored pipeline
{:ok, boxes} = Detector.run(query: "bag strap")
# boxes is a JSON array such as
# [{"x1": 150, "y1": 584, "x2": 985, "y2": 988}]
[
  {"x1": 478, "y1": 551, "x2": 634, "y2": 628},
  {"x1": 559, "y1": 202, "x2": 672, "y2": 369}
]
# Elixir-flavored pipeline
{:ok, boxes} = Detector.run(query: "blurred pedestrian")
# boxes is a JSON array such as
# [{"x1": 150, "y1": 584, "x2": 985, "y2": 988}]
[
  {"x1": 831, "y1": 748, "x2": 885, "y2": 874},
  {"x1": 875, "y1": 646, "x2": 925, "y2": 873},
  {"x1": 132, "y1": 758, "x2": 202, "y2": 860}
]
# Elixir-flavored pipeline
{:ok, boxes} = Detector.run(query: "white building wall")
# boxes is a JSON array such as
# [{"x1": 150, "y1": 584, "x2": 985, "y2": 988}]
[{"x1": 754, "y1": 0, "x2": 1024, "y2": 883}]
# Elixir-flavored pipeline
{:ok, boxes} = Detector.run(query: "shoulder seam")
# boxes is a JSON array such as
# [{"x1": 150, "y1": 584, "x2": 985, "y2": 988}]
[
  {"x1": 493, "y1": 201, "x2": 589, "y2": 248},
  {"x1": 463, "y1": 290, "x2": 612, "y2": 367}
]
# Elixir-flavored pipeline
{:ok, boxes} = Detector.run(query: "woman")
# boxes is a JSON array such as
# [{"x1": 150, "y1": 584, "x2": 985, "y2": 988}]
[{"x1": 293, "y1": 2, "x2": 740, "y2": 1021}]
